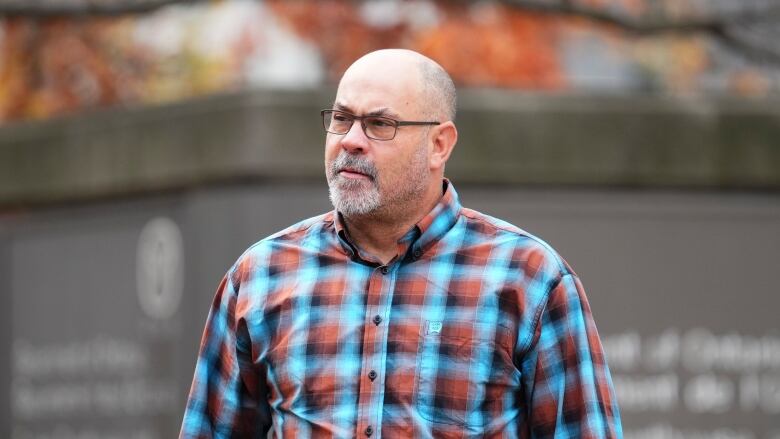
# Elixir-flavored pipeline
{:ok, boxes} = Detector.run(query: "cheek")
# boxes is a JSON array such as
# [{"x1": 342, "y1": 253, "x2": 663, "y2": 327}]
[
  {"x1": 375, "y1": 154, "x2": 406, "y2": 185},
  {"x1": 324, "y1": 138, "x2": 340, "y2": 162}
]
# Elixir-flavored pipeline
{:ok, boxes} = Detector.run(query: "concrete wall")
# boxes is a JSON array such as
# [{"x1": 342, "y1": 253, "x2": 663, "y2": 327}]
[{"x1": 1, "y1": 89, "x2": 779, "y2": 209}]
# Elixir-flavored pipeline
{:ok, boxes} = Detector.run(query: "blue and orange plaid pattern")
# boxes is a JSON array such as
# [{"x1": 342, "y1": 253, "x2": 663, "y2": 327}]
[{"x1": 180, "y1": 180, "x2": 622, "y2": 438}]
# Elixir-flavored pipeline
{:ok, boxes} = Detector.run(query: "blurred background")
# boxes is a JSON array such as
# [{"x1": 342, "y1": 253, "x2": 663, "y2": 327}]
[{"x1": 1, "y1": 0, "x2": 779, "y2": 438}]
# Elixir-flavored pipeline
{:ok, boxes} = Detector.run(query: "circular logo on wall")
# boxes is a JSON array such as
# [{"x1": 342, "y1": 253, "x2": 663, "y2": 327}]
[{"x1": 136, "y1": 217, "x2": 184, "y2": 320}]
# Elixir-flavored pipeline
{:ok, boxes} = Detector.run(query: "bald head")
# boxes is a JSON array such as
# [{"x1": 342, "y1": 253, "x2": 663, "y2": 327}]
[{"x1": 339, "y1": 49, "x2": 457, "y2": 122}]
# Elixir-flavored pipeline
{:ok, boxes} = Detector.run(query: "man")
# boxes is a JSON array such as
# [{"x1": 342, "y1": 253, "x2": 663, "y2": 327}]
[{"x1": 180, "y1": 49, "x2": 622, "y2": 438}]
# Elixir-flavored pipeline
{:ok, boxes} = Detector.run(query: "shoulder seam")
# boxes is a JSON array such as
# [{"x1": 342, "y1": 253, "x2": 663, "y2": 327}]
[
  {"x1": 460, "y1": 208, "x2": 571, "y2": 275},
  {"x1": 228, "y1": 212, "x2": 332, "y2": 277},
  {"x1": 244, "y1": 212, "x2": 331, "y2": 252},
  {"x1": 263, "y1": 212, "x2": 332, "y2": 242}
]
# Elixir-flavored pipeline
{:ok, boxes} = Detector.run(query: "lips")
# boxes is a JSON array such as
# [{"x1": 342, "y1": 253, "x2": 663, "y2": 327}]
[{"x1": 339, "y1": 168, "x2": 371, "y2": 179}]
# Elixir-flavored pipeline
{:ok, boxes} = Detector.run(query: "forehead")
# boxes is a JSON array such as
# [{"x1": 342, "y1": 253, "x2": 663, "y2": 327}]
[{"x1": 334, "y1": 60, "x2": 423, "y2": 117}]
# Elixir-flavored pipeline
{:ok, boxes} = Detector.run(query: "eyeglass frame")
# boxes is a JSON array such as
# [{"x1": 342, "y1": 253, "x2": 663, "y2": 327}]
[{"x1": 321, "y1": 109, "x2": 441, "y2": 141}]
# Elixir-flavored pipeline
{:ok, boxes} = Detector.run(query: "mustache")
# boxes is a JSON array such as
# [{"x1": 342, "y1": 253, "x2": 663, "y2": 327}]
[{"x1": 330, "y1": 153, "x2": 378, "y2": 180}]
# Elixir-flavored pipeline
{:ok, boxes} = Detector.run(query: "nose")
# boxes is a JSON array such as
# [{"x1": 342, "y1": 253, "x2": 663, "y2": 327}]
[{"x1": 339, "y1": 119, "x2": 370, "y2": 154}]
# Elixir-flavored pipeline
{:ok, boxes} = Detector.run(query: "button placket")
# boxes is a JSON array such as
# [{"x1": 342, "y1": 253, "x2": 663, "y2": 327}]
[{"x1": 357, "y1": 265, "x2": 392, "y2": 439}]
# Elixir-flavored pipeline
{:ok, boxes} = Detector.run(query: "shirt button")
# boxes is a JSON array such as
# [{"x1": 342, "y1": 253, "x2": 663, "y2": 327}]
[
  {"x1": 365, "y1": 426, "x2": 373, "y2": 437},
  {"x1": 380, "y1": 266, "x2": 389, "y2": 275},
  {"x1": 373, "y1": 315, "x2": 382, "y2": 325},
  {"x1": 368, "y1": 370, "x2": 377, "y2": 381},
  {"x1": 413, "y1": 249, "x2": 422, "y2": 259}
]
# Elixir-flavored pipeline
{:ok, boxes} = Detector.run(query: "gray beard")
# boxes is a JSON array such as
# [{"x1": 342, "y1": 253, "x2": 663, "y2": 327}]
[
  {"x1": 326, "y1": 142, "x2": 430, "y2": 219},
  {"x1": 328, "y1": 177, "x2": 381, "y2": 216},
  {"x1": 327, "y1": 153, "x2": 381, "y2": 216}
]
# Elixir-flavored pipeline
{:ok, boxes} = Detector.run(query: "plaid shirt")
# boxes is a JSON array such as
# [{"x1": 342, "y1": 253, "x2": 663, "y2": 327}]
[{"x1": 180, "y1": 180, "x2": 622, "y2": 438}]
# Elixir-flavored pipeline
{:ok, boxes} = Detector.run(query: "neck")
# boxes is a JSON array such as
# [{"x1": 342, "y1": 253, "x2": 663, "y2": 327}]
[{"x1": 343, "y1": 180, "x2": 442, "y2": 265}]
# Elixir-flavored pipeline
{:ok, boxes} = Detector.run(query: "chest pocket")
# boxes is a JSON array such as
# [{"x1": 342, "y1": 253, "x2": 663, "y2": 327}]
[{"x1": 414, "y1": 320, "x2": 518, "y2": 427}]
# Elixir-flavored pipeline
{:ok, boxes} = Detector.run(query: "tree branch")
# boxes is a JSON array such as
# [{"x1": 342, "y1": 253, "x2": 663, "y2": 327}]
[
  {"x1": 713, "y1": 25, "x2": 780, "y2": 65},
  {"x1": 0, "y1": 0, "x2": 204, "y2": 16},
  {"x1": 496, "y1": 0, "x2": 780, "y2": 65},
  {"x1": 497, "y1": 0, "x2": 780, "y2": 34}
]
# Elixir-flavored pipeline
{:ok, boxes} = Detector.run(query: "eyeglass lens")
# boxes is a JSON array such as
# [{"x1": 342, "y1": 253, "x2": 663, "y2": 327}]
[{"x1": 323, "y1": 111, "x2": 397, "y2": 140}]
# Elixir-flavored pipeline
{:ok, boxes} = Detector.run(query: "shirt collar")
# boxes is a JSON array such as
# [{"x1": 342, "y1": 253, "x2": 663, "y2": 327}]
[{"x1": 333, "y1": 179, "x2": 462, "y2": 261}]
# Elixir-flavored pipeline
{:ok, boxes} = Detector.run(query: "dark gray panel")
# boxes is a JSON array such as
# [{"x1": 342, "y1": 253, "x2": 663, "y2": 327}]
[
  {"x1": 0, "y1": 230, "x2": 11, "y2": 438},
  {"x1": 9, "y1": 198, "x2": 187, "y2": 439}
]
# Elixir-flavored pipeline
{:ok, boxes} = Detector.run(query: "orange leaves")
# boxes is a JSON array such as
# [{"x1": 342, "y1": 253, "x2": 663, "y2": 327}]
[
  {"x1": 267, "y1": 0, "x2": 408, "y2": 81},
  {"x1": 0, "y1": 0, "x2": 775, "y2": 123},
  {"x1": 0, "y1": 18, "x2": 146, "y2": 121},
  {"x1": 268, "y1": 1, "x2": 566, "y2": 89},
  {"x1": 412, "y1": 4, "x2": 565, "y2": 89}
]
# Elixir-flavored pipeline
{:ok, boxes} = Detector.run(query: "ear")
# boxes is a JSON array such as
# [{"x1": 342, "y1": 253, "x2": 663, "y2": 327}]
[{"x1": 429, "y1": 121, "x2": 457, "y2": 171}]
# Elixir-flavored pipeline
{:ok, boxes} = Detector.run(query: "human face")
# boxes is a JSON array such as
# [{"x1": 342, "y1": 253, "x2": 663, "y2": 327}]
[{"x1": 324, "y1": 62, "x2": 433, "y2": 219}]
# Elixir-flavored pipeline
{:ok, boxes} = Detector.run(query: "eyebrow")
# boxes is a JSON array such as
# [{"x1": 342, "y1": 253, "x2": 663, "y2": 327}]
[{"x1": 333, "y1": 102, "x2": 399, "y2": 119}]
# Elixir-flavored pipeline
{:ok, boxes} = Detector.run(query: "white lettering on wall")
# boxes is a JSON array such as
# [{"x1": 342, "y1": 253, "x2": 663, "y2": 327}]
[
  {"x1": 611, "y1": 374, "x2": 678, "y2": 411},
  {"x1": 13, "y1": 337, "x2": 147, "y2": 378},
  {"x1": 740, "y1": 374, "x2": 780, "y2": 414},
  {"x1": 683, "y1": 373, "x2": 735, "y2": 413},
  {"x1": 11, "y1": 337, "x2": 176, "y2": 421},
  {"x1": 601, "y1": 332, "x2": 641, "y2": 371},
  {"x1": 682, "y1": 329, "x2": 780, "y2": 373},
  {"x1": 625, "y1": 423, "x2": 756, "y2": 439}
]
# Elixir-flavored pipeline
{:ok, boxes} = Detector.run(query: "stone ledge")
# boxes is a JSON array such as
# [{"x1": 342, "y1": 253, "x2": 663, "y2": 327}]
[{"x1": 1, "y1": 88, "x2": 778, "y2": 208}]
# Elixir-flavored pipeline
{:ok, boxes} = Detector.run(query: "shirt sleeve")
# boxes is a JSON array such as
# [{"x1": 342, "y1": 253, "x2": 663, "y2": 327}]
[
  {"x1": 520, "y1": 273, "x2": 623, "y2": 438},
  {"x1": 179, "y1": 271, "x2": 271, "y2": 439}
]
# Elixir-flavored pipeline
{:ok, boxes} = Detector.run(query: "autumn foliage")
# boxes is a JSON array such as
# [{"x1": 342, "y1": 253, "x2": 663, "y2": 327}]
[
  {"x1": 267, "y1": 1, "x2": 565, "y2": 89},
  {"x1": 0, "y1": 0, "x2": 769, "y2": 124},
  {"x1": 411, "y1": 4, "x2": 565, "y2": 89},
  {"x1": 0, "y1": 18, "x2": 147, "y2": 121}
]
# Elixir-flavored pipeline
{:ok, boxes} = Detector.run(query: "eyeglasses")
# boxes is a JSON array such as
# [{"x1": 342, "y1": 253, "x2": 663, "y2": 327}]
[{"x1": 321, "y1": 109, "x2": 440, "y2": 141}]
